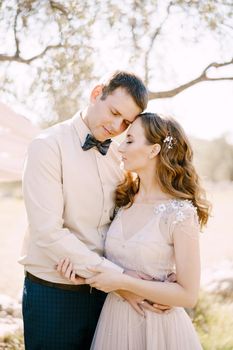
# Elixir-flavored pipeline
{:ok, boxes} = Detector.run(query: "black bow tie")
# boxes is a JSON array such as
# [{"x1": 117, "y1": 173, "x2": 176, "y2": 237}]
[{"x1": 82, "y1": 134, "x2": 112, "y2": 155}]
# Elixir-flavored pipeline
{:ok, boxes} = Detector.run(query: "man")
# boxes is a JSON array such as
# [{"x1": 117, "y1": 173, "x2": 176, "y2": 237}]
[{"x1": 19, "y1": 71, "x2": 149, "y2": 349}]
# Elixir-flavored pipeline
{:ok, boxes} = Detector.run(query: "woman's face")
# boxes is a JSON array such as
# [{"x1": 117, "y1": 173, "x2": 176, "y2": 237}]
[{"x1": 118, "y1": 118, "x2": 156, "y2": 173}]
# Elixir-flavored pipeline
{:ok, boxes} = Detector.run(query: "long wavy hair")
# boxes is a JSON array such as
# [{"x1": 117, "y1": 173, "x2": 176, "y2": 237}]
[{"x1": 115, "y1": 113, "x2": 211, "y2": 229}]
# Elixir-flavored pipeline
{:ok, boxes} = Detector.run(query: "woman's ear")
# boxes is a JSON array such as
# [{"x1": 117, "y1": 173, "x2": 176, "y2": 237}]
[
  {"x1": 90, "y1": 85, "x2": 103, "y2": 102},
  {"x1": 149, "y1": 144, "x2": 161, "y2": 159}
]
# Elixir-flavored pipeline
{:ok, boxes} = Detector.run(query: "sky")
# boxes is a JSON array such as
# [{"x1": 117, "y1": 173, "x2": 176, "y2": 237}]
[{"x1": 147, "y1": 81, "x2": 233, "y2": 143}]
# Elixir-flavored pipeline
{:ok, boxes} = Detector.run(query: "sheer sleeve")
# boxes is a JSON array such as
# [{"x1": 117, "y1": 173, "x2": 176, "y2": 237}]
[{"x1": 168, "y1": 201, "x2": 200, "y2": 243}]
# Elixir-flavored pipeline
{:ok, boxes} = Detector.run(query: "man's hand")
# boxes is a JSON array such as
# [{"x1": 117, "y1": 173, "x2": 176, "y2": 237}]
[
  {"x1": 56, "y1": 260, "x2": 176, "y2": 314},
  {"x1": 56, "y1": 258, "x2": 86, "y2": 285},
  {"x1": 116, "y1": 290, "x2": 146, "y2": 317}
]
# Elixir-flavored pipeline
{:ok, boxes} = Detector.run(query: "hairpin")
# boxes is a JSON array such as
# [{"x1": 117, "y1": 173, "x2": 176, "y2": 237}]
[{"x1": 163, "y1": 135, "x2": 175, "y2": 149}]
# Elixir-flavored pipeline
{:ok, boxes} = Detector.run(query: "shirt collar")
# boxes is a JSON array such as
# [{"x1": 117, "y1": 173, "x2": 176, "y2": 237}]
[{"x1": 72, "y1": 111, "x2": 91, "y2": 146}]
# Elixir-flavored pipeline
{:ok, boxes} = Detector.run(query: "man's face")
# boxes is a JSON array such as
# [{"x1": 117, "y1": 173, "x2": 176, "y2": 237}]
[{"x1": 86, "y1": 86, "x2": 142, "y2": 141}]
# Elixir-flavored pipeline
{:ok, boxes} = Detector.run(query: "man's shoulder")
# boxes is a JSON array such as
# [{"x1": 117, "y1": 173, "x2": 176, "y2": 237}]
[
  {"x1": 26, "y1": 119, "x2": 72, "y2": 159},
  {"x1": 31, "y1": 118, "x2": 73, "y2": 145},
  {"x1": 41, "y1": 118, "x2": 73, "y2": 138}
]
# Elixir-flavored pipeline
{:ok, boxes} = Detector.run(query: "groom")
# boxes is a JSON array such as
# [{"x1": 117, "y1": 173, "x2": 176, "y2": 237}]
[{"x1": 20, "y1": 71, "x2": 151, "y2": 349}]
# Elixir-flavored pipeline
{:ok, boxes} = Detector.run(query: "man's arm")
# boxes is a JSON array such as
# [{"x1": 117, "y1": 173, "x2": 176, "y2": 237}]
[{"x1": 23, "y1": 137, "x2": 123, "y2": 278}]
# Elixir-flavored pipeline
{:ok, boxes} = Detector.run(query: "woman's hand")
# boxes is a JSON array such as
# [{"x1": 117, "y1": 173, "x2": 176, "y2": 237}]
[
  {"x1": 56, "y1": 258, "x2": 86, "y2": 285},
  {"x1": 85, "y1": 265, "x2": 124, "y2": 293}
]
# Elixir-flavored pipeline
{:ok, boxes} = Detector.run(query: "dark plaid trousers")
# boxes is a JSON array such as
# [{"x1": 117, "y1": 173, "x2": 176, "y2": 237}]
[{"x1": 22, "y1": 277, "x2": 106, "y2": 350}]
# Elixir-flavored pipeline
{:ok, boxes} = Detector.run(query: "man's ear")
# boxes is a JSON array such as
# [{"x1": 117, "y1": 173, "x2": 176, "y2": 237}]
[
  {"x1": 90, "y1": 85, "x2": 104, "y2": 102},
  {"x1": 149, "y1": 144, "x2": 161, "y2": 159}
]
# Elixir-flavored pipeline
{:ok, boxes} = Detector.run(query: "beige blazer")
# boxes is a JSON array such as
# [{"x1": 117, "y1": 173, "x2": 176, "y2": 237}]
[{"x1": 19, "y1": 112, "x2": 124, "y2": 282}]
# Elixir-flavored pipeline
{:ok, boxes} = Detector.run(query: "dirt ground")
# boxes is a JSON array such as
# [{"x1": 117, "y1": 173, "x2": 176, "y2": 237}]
[{"x1": 0, "y1": 181, "x2": 233, "y2": 299}]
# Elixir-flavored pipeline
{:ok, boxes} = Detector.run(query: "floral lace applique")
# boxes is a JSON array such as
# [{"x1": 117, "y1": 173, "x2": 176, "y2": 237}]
[
  {"x1": 154, "y1": 203, "x2": 167, "y2": 214},
  {"x1": 154, "y1": 199, "x2": 200, "y2": 240},
  {"x1": 154, "y1": 199, "x2": 198, "y2": 225}
]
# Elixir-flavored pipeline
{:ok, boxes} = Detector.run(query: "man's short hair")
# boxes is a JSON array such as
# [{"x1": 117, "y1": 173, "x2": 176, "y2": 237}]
[{"x1": 100, "y1": 71, "x2": 148, "y2": 112}]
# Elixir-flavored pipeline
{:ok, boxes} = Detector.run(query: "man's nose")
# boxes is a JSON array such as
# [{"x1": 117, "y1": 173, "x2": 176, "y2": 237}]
[{"x1": 111, "y1": 117, "x2": 123, "y2": 133}]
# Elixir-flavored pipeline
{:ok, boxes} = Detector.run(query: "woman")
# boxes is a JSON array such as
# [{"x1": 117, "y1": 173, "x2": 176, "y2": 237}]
[{"x1": 58, "y1": 113, "x2": 211, "y2": 349}]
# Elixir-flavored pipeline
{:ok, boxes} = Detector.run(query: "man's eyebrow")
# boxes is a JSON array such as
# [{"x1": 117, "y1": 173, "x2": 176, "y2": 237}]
[
  {"x1": 126, "y1": 133, "x2": 133, "y2": 137},
  {"x1": 112, "y1": 107, "x2": 131, "y2": 125}
]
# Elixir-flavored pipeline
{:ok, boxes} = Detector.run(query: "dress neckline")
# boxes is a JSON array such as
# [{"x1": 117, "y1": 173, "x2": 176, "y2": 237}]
[
  {"x1": 119, "y1": 210, "x2": 157, "y2": 242},
  {"x1": 133, "y1": 198, "x2": 175, "y2": 206},
  {"x1": 119, "y1": 200, "x2": 173, "y2": 242},
  {"x1": 116, "y1": 199, "x2": 195, "y2": 242}
]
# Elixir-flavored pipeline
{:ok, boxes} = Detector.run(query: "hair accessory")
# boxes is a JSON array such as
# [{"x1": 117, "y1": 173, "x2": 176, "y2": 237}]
[{"x1": 163, "y1": 134, "x2": 175, "y2": 149}]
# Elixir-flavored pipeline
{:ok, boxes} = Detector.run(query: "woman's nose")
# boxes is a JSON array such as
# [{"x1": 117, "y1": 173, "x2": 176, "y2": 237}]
[{"x1": 118, "y1": 141, "x2": 125, "y2": 153}]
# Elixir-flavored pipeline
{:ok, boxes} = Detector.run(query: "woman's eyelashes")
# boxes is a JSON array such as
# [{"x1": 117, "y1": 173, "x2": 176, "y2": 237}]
[{"x1": 126, "y1": 139, "x2": 133, "y2": 144}]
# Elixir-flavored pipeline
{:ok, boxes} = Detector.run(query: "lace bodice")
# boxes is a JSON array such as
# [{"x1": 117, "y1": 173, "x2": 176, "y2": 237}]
[{"x1": 104, "y1": 199, "x2": 199, "y2": 281}]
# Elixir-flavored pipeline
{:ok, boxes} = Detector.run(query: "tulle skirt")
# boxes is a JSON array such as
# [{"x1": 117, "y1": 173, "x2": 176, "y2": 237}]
[{"x1": 91, "y1": 293, "x2": 202, "y2": 350}]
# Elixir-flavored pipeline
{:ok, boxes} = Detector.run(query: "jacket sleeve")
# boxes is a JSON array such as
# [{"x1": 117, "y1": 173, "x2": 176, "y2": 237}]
[{"x1": 22, "y1": 137, "x2": 123, "y2": 278}]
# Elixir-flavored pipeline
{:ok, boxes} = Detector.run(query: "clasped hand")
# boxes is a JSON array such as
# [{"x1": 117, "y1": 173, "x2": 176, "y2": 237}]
[
  {"x1": 56, "y1": 258, "x2": 174, "y2": 315},
  {"x1": 56, "y1": 257, "x2": 124, "y2": 292}
]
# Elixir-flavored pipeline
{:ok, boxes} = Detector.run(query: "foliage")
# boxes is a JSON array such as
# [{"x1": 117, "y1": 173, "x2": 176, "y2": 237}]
[
  {"x1": 192, "y1": 136, "x2": 233, "y2": 181},
  {"x1": 0, "y1": 0, "x2": 95, "y2": 124},
  {"x1": 96, "y1": 0, "x2": 233, "y2": 84},
  {"x1": 0, "y1": 0, "x2": 232, "y2": 125},
  {"x1": 0, "y1": 331, "x2": 24, "y2": 350},
  {"x1": 192, "y1": 291, "x2": 233, "y2": 350}
]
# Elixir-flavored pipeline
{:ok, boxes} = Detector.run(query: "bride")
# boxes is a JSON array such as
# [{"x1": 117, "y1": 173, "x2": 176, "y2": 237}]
[{"x1": 58, "y1": 112, "x2": 210, "y2": 349}]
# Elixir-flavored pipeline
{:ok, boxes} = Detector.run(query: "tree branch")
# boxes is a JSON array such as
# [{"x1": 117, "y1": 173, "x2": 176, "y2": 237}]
[
  {"x1": 49, "y1": 1, "x2": 68, "y2": 15},
  {"x1": 148, "y1": 58, "x2": 233, "y2": 100},
  {"x1": 14, "y1": 6, "x2": 21, "y2": 56},
  {"x1": 0, "y1": 44, "x2": 63, "y2": 63},
  {"x1": 144, "y1": 1, "x2": 173, "y2": 85},
  {"x1": 0, "y1": 0, "x2": 70, "y2": 64}
]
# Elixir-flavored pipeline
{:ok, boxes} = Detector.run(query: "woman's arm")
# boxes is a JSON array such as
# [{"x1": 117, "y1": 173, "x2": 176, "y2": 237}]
[
  {"x1": 86, "y1": 212, "x2": 200, "y2": 308},
  {"x1": 120, "y1": 228, "x2": 200, "y2": 308},
  {"x1": 56, "y1": 258, "x2": 173, "y2": 314}
]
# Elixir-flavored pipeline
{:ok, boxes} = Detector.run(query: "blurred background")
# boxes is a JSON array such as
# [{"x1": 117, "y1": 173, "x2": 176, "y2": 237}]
[{"x1": 0, "y1": 0, "x2": 233, "y2": 349}]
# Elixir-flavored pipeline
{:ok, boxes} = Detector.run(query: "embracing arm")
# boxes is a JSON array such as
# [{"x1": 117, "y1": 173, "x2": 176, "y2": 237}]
[
  {"x1": 23, "y1": 137, "x2": 123, "y2": 278},
  {"x1": 118, "y1": 224, "x2": 200, "y2": 308},
  {"x1": 86, "y1": 210, "x2": 200, "y2": 308}
]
